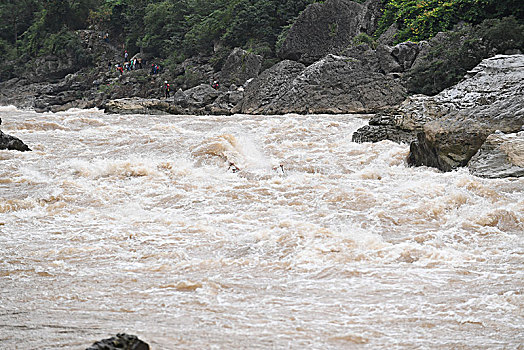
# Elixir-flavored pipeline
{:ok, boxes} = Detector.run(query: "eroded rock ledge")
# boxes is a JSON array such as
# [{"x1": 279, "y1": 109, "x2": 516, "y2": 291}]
[{"x1": 353, "y1": 54, "x2": 524, "y2": 177}]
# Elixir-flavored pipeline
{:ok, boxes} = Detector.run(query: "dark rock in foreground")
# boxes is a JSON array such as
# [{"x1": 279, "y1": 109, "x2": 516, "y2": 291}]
[
  {"x1": 0, "y1": 118, "x2": 31, "y2": 152},
  {"x1": 86, "y1": 333, "x2": 149, "y2": 350}
]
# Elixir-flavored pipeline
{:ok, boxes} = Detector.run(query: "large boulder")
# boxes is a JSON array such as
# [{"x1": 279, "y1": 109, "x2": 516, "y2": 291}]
[
  {"x1": 219, "y1": 48, "x2": 263, "y2": 87},
  {"x1": 407, "y1": 55, "x2": 524, "y2": 171},
  {"x1": 468, "y1": 131, "x2": 524, "y2": 178},
  {"x1": 240, "y1": 60, "x2": 306, "y2": 114},
  {"x1": 391, "y1": 41, "x2": 420, "y2": 71},
  {"x1": 0, "y1": 118, "x2": 31, "y2": 152},
  {"x1": 278, "y1": 0, "x2": 382, "y2": 64},
  {"x1": 241, "y1": 54, "x2": 406, "y2": 114},
  {"x1": 184, "y1": 83, "x2": 220, "y2": 108}
]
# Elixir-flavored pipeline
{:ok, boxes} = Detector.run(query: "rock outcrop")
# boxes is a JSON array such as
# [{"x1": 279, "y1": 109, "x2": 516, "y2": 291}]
[
  {"x1": 278, "y1": 0, "x2": 382, "y2": 64},
  {"x1": 468, "y1": 131, "x2": 524, "y2": 178},
  {"x1": 240, "y1": 60, "x2": 306, "y2": 114},
  {"x1": 241, "y1": 54, "x2": 406, "y2": 114},
  {"x1": 219, "y1": 48, "x2": 263, "y2": 87},
  {"x1": 354, "y1": 54, "x2": 524, "y2": 176},
  {"x1": 0, "y1": 118, "x2": 31, "y2": 152},
  {"x1": 86, "y1": 333, "x2": 149, "y2": 350}
]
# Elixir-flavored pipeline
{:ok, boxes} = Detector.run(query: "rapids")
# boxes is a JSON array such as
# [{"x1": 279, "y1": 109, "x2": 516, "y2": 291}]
[{"x1": 0, "y1": 106, "x2": 523, "y2": 349}]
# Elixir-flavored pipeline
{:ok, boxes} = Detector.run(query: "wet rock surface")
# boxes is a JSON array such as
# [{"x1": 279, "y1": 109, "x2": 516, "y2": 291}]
[{"x1": 0, "y1": 118, "x2": 31, "y2": 152}]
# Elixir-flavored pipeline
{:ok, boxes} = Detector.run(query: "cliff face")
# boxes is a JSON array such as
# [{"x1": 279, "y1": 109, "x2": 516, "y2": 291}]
[{"x1": 278, "y1": 0, "x2": 383, "y2": 64}]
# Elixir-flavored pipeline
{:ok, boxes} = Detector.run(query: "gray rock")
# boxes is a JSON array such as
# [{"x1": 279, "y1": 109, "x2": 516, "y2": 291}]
[
  {"x1": 102, "y1": 98, "x2": 171, "y2": 115},
  {"x1": 377, "y1": 23, "x2": 399, "y2": 46},
  {"x1": 219, "y1": 48, "x2": 263, "y2": 87},
  {"x1": 184, "y1": 84, "x2": 220, "y2": 108},
  {"x1": 391, "y1": 41, "x2": 420, "y2": 71},
  {"x1": 376, "y1": 44, "x2": 402, "y2": 73},
  {"x1": 340, "y1": 44, "x2": 382, "y2": 72},
  {"x1": 468, "y1": 131, "x2": 524, "y2": 178},
  {"x1": 354, "y1": 55, "x2": 524, "y2": 176},
  {"x1": 406, "y1": 55, "x2": 524, "y2": 171},
  {"x1": 278, "y1": 0, "x2": 382, "y2": 64},
  {"x1": 241, "y1": 60, "x2": 306, "y2": 114},
  {"x1": 352, "y1": 114, "x2": 416, "y2": 143},
  {"x1": 242, "y1": 54, "x2": 406, "y2": 114},
  {"x1": 173, "y1": 88, "x2": 189, "y2": 108}
]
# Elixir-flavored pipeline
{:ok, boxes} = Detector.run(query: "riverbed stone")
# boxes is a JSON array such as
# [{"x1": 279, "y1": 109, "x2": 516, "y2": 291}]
[
  {"x1": 354, "y1": 54, "x2": 524, "y2": 175},
  {"x1": 0, "y1": 119, "x2": 31, "y2": 152}
]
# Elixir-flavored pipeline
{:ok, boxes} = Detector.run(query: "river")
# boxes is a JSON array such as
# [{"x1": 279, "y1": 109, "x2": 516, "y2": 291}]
[{"x1": 0, "y1": 106, "x2": 522, "y2": 349}]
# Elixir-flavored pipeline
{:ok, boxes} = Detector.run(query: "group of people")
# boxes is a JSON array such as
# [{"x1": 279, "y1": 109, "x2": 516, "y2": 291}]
[
  {"x1": 112, "y1": 50, "x2": 145, "y2": 75},
  {"x1": 111, "y1": 48, "x2": 222, "y2": 100},
  {"x1": 150, "y1": 64, "x2": 161, "y2": 75}
]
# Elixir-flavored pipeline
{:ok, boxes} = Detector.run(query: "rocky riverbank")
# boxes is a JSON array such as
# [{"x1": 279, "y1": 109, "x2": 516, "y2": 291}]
[
  {"x1": 1, "y1": 0, "x2": 523, "y2": 177},
  {"x1": 353, "y1": 54, "x2": 524, "y2": 178}
]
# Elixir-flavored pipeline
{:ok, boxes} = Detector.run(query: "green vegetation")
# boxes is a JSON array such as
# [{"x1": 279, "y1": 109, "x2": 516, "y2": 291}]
[
  {"x1": 0, "y1": 0, "x2": 320, "y2": 80},
  {"x1": 0, "y1": 0, "x2": 522, "y2": 85},
  {"x1": 377, "y1": 0, "x2": 524, "y2": 43}
]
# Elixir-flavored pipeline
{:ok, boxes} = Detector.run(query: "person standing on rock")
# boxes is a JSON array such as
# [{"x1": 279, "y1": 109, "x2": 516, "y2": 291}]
[{"x1": 164, "y1": 81, "x2": 170, "y2": 98}]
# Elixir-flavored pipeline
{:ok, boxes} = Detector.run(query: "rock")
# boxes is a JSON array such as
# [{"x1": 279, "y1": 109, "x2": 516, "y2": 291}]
[
  {"x1": 102, "y1": 97, "x2": 171, "y2": 114},
  {"x1": 173, "y1": 88, "x2": 189, "y2": 108},
  {"x1": 376, "y1": 44, "x2": 402, "y2": 73},
  {"x1": 340, "y1": 44, "x2": 382, "y2": 72},
  {"x1": 406, "y1": 55, "x2": 524, "y2": 171},
  {"x1": 352, "y1": 114, "x2": 416, "y2": 143},
  {"x1": 468, "y1": 131, "x2": 524, "y2": 178},
  {"x1": 391, "y1": 41, "x2": 420, "y2": 71},
  {"x1": 219, "y1": 48, "x2": 263, "y2": 87},
  {"x1": 377, "y1": 23, "x2": 399, "y2": 46},
  {"x1": 0, "y1": 118, "x2": 31, "y2": 152},
  {"x1": 184, "y1": 84, "x2": 220, "y2": 108},
  {"x1": 242, "y1": 54, "x2": 406, "y2": 114},
  {"x1": 278, "y1": 0, "x2": 382, "y2": 64},
  {"x1": 178, "y1": 56, "x2": 216, "y2": 90},
  {"x1": 354, "y1": 54, "x2": 524, "y2": 175},
  {"x1": 86, "y1": 333, "x2": 149, "y2": 350},
  {"x1": 207, "y1": 88, "x2": 244, "y2": 115},
  {"x1": 240, "y1": 60, "x2": 305, "y2": 114}
]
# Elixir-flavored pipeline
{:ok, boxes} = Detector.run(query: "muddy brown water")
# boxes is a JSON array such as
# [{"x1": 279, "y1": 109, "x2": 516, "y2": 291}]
[{"x1": 0, "y1": 106, "x2": 522, "y2": 349}]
